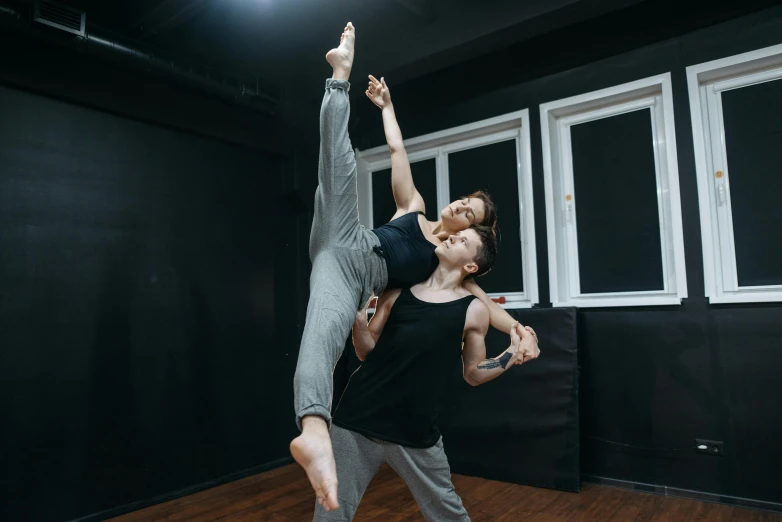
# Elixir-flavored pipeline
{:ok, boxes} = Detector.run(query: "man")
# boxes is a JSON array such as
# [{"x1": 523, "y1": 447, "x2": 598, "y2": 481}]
[
  {"x1": 292, "y1": 21, "x2": 533, "y2": 512},
  {"x1": 313, "y1": 225, "x2": 540, "y2": 521}
]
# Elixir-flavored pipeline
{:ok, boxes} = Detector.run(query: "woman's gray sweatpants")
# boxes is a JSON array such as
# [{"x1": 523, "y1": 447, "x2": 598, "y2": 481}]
[
  {"x1": 293, "y1": 79, "x2": 388, "y2": 430},
  {"x1": 313, "y1": 425, "x2": 471, "y2": 521}
]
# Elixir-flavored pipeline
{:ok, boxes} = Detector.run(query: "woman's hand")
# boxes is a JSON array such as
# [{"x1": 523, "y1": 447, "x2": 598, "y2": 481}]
[{"x1": 366, "y1": 75, "x2": 392, "y2": 109}]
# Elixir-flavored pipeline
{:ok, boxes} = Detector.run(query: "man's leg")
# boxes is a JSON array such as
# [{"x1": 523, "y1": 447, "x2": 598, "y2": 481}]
[
  {"x1": 313, "y1": 426, "x2": 384, "y2": 521},
  {"x1": 385, "y1": 439, "x2": 471, "y2": 522}
]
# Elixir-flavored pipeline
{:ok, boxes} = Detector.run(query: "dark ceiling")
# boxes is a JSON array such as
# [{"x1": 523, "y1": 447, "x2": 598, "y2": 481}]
[{"x1": 30, "y1": 0, "x2": 650, "y2": 98}]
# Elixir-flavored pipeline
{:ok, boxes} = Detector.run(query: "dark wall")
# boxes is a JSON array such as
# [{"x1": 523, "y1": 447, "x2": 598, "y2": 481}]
[
  {"x1": 0, "y1": 79, "x2": 297, "y2": 521},
  {"x1": 350, "y1": 2, "x2": 782, "y2": 505},
  {"x1": 0, "y1": 30, "x2": 283, "y2": 153}
]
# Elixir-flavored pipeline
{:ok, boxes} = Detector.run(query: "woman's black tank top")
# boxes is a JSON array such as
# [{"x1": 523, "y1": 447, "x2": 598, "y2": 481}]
[{"x1": 371, "y1": 212, "x2": 438, "y2": 289}]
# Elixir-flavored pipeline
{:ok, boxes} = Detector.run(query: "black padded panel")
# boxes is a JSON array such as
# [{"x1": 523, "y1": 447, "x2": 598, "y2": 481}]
[
  {"x1": 371, "y1": 159, "x2": 438, "y2": 228},
  {"x1": 722, "y1": 78, "x2": 782, "y2": 287},
  {"x1": 448, "y1": 140, "x2": 524, "y2": 294},
  {"x1": 438, "y1": 308, "x2": 578, "y2": 491},
  {"x1": 570, "y1": 110, "x2": 664, "y2": 294}
]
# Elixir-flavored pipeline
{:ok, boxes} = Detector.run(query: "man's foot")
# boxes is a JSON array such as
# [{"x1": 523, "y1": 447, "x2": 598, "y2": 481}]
[
  {"x1": 290, "y1": 417, "x2": 339, "y2": 511},
  {"x1": 326, "y1": 22, "x2": 355, "y2": 82}
]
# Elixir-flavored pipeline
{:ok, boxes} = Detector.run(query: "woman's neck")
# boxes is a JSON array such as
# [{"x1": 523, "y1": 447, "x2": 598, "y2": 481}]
[{"x1": 428, "y1": 219, "x2": 451, "y2": 241}]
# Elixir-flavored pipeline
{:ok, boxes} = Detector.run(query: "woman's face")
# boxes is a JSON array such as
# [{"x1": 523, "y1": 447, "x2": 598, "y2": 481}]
[{"x1": 439, "y1": 196, "x2": 486, "y2": 232}]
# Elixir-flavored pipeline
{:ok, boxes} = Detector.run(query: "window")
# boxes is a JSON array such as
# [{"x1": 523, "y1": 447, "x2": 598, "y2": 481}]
[
  {"x1": 448, "y1": 140, "x2": 524, "y2": 295},
  {"x1": 357, "y1": 110, "x2": 538, "y2": 308},
  {"x1": 687, "y1": 44, "x2": 782, "y2": 303},
  {"x1": 540, "y1": 73, "x2": 687, "y2": 308},
  {"x1": 371, "y1": 159, "x2": 438, "y2": 227}
]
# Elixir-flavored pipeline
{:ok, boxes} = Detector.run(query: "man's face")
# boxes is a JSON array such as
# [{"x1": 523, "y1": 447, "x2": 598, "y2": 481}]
[{"x1": 435, "y1": 228, "x2": 482, "y2": 275}]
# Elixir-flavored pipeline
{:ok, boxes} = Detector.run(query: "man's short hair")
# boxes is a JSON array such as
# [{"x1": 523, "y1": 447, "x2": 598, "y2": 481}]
[{"x1": 468, "y1": 225, "x2": 498, "y2": 278}]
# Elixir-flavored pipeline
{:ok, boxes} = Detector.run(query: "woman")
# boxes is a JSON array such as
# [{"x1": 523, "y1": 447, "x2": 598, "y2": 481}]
[
  {"x1": 291, "y1": 23, "x2": 527, "y2": 513},
  {"x1": 362, "y1": 73, "x2": 515, "y2": 326}
]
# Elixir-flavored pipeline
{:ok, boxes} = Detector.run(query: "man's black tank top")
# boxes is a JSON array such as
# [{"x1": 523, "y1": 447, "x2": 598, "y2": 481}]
[
  {"x1": 371, "y1": 212, "x2": 438, "y2": 289},
  {"x1": 333, "y1": 287, "x2": 476, "y2": 448}
]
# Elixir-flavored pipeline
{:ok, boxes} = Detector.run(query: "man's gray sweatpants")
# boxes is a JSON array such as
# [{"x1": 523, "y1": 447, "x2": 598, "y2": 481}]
[
  {"x1": 313, "y1": 425, "x2": 471, "y2": 522},
  {"x1": 293, "y1": 79, "x2": 388, "y2": 430}
]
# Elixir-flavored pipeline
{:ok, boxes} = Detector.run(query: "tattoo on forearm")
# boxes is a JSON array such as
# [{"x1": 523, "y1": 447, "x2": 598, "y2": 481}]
[
  {"x1": 497, "y1": 352, "x2": 513, "y2": 369},
  {"x1": 477, "y1": 352, "x2": 513, "y2": 371}
]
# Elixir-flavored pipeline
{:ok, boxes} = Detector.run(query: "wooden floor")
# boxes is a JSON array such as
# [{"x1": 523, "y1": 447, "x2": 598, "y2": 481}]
[{"x1": 111, "y1": 464, "x2": 781, "y2": 521}]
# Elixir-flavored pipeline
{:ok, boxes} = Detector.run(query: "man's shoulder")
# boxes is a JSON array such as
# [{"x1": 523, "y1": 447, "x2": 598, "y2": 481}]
[{"x1": 464, "y1": 298, "x2": 490, "y2": 331}]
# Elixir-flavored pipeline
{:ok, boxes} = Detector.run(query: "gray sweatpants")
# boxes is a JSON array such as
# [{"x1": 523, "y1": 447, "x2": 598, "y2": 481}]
[
  {"x1": 313, "y1": 425, "x2": 471, "y2": 522},
  {"x1": 293, "y1": 79, "x2": 388, "y2": 430}
]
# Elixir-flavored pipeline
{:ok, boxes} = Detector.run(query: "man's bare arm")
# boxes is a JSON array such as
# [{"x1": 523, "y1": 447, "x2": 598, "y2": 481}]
[
  {"x1": 462, "y1": 301, "x2": 538, "y2": 386},
  {"x1": 352, "y1": 289, "x2": 401, "y2": 361}
]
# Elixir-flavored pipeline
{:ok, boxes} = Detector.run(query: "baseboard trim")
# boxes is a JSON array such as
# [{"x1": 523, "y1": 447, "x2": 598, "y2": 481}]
[
  {"x1": 583, "y1": 474, "x2": 782, "y2": 513},
  {"x1": 70, "y1": 456, "x2": 295, "y2": 522}
]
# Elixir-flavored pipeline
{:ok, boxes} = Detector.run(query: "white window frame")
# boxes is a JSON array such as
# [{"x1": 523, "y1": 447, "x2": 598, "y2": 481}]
[
  {"x1": 540, "y1": 73, "x2": 688, "y2": 308},
  {"x1": 356, "y1": 110, "x2": 538, "y2": 308},
  {"x1": 687, "y1": 43, "x2": 782, "y2": 304}
]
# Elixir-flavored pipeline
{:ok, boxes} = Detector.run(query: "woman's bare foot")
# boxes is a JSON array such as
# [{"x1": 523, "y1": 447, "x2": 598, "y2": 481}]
[
  {"x1": 290, "y1": 416, "x2": 339, "y2": 511},
  {"x1": 326, "y1": 22, "x2": 355, "y2": 82}
]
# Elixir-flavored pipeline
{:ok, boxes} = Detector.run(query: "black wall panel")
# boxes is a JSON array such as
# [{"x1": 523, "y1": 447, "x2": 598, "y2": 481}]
[
  {"x1": 439, "y1": 308, "x2": 579, "y2": 492},
  {"x1": 0, "y1": 85, "x2": 293, "y2": 521}
]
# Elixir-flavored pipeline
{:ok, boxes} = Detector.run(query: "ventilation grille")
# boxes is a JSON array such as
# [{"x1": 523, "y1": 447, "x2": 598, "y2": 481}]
[{"x1": 33, "y1": 0, "x2": 86, "y2": 37}]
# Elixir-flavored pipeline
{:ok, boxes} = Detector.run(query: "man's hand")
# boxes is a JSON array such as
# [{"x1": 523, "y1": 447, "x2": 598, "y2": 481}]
[
  {"x1": 354, "y1": 295, "x2": 376, "y2": 329},
  {"x1": 523, "y1": 325, "x2": 539, "y2": 345},
  {"x1": 513, "y1": 323, "x2": 540, "y2": 366},
  {"x1": 366, "y1": 75, "x2": 392, "y2": 109},
  {"x1": 352, "y1": 295, "x2": 378, "y2": 361},
  {"x1": 354, "y1": 308, "x2": 367, "y2": 329},
  {"x1": 508, "y1": 323, "x2": 521, "y2": 361}
]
